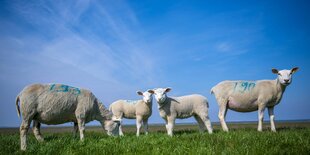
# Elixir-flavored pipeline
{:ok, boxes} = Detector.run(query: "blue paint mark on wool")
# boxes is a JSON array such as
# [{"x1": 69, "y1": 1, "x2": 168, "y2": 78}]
[
  {"x1": 234, "y1": 81, "x2": 256, "y2": 93},
  {"x1": 49, "y1": 84, "x2": 81, "y2": 95},
  {"x1": 125, "y1": 100, "x2": 138, "y2": 104}
]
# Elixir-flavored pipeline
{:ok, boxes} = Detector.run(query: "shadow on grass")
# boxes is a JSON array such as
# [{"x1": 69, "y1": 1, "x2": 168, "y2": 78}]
[
  {"x1": 43, "y1": 134, "x2": 79, "y2": 141},
  {"x1": 276, "y1": 126, "x2": 308, "y2": 131},
  {"x1": 21, "y1": 126, "x2": 310, "y2": 143}
]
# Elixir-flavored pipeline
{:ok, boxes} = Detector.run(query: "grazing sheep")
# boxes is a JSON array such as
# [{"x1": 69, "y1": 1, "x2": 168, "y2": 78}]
[
  {"x1": 109, "y1": 90, "x2": 153, "y2": 136},
  {"x1": 15, "y1": 83, "x2": 120, "y2": 150},
  {"x1": 149, "y1": 88, "x2": 213, "y2": 136},
  {"x1": 211, "y1": 67, "x2": 299, "y2": 132}
]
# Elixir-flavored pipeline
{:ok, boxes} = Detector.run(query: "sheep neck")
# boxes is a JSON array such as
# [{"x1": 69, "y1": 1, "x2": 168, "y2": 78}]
[
  {"x1": 145, "y1": 100, "x2": 152, "y2": 108},
  {"x1": 98, "y1": 103, "x2": 111, "y2": 120},
  {"x1": 157, "y1": 97, "x2": 167, "y2": 109},
  {"x1": 144, "y1": 100, "x2": 153, "y2": 111},
  {"x1": 273, "y1": 78, "x2": 287, "y2": 104}
]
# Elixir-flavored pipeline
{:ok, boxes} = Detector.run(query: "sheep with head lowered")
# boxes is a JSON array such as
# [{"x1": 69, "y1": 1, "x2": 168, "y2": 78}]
[
  {"x1": 109, "y1": 90, "x2": 153, "y2": 136},
  {"x1": 149, "y1": 88, "x2": 213, "y2": 136},
  {"x1": 211, "y1": 67, "x2": 299, "y2": 132},
  {"x1": 15, "y1": 83, "x2": 120, "y2": 151}
]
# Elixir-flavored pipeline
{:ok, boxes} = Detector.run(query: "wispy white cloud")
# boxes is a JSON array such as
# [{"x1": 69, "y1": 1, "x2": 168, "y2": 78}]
[
  {"x1": 6, "y1": 0, "x2": 159, "y2": 87},
  {"x1": 215, "y1": 41, "x2": 249, "y2": 56}
]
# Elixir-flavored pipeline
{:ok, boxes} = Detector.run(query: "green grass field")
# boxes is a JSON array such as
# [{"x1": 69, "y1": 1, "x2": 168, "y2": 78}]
[{"x1": 1, "y1": 122, "x2": 309, "y2": 155}]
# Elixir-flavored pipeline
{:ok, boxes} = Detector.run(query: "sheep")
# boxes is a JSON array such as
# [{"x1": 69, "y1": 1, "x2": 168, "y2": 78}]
[
  {"x1": 15, "y1": 83, "x2": 120, "y2": 150},
  {"x1": 211, "y1": 67, "x2": 299, "y2": 132},
  {"x1": 149, "y1": 88, "x2": 213, "y2": 136},
  {"x1": 109, "y1": 90, "x2": 153, "y2": 136}
]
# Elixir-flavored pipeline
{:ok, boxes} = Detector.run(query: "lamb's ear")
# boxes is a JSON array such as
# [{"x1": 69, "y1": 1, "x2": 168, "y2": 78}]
[
  {"x1": 272, "y1": 68, "x2": 279, "y2": 74},
  {"x1": 136, "y1": 91, "x2": 143, "y2": 96},
  {"x1": 147, "y1": 89, "x2": 154, "y2": 94},
  {"x1": 291, "y1": 67, "x2": 299, "y2": 74},
  {"x1": 165, "y1": 87, "x2": 172, "y2": 93}
]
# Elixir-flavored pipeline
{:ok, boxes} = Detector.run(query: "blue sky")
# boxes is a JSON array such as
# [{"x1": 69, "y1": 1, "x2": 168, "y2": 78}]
[{"x1": 0, "y1": 0, "x2": 309, "y2": 127}]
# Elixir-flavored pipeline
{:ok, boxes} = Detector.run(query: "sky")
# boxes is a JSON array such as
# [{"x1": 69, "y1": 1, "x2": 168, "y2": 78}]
[{"x1": 0, "y1": 0, "x2": 309, "y2": 127}]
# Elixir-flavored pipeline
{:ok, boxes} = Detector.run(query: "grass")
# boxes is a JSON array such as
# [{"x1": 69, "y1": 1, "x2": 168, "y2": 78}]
[{"x1": 1, "y1": 122, "x2": 310, "y2": 155}]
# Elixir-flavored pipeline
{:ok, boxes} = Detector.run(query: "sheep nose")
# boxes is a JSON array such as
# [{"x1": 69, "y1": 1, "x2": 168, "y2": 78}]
[{"x1": 284, "y1": 79, "x2": 289, "y2": 83}]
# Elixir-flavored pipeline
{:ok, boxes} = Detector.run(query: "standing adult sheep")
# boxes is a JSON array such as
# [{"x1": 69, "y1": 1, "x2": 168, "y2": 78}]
[
  {"x1": 149, "y1": 88, "x2": 213, "y2": 136},
  {"x1": 211, "y1": 67, "x2": 299, "y2": 132},
  {"x1": 16, "y1": 83, "x2": 120, "y2": 150},
  {"x1": 109, "y1": 90, "x2": 153, "y2": 136}
]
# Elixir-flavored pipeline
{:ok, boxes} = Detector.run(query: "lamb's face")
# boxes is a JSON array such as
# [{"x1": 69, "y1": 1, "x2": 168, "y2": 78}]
[
  {"x1": 150, "y1": 88, "x2": 171, "y2": 104},
  {"x1": 272, "y1": 67, "x2": 299, "y2": 86},
  {"x1": 137, "y1": 90, "x2": 153, "y2": 103}
]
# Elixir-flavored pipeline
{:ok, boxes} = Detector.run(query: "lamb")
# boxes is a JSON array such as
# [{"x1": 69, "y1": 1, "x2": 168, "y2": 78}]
[
  {"x1": 109, "y1": 90, "x2": 153, "y2": 136},
  {"x1": 15, "y1": 83, "x2": 120, "y2": 150},
  {"x1": 149, "y1": 88, "x2": 213, "y2": 136},
  {"x1": 211, "y1": 67, "x2": 299, "y2": 132}
]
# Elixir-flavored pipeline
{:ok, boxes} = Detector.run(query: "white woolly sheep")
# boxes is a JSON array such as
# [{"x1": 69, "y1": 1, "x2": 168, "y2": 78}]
[
  {"x1": 109, "y1": 90, "x2": 153, "y2": 136},
  {"x1": 15, "y1": 83, "x2": 120, "y2": 150},
  {"x1": 211, "y1": 67, "x2": 299, "y2": 132},
  {"x1": 149, "y1": 88, "x2": 213, "y2": 136}
]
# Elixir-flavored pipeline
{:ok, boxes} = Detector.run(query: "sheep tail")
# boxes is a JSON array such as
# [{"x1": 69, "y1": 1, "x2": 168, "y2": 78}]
[
  {"x1": 16, "y1": 95, "x2": 21, "y2": 118},
  {"x1": 109, "y1": 105, "x2": 112, "y2": 111},
  {"x1": 210, "y1": 87, "x2": 215, "y2": 95}
]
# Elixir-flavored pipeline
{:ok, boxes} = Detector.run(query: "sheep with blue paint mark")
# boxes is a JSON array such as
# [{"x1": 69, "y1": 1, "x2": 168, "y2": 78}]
[
  {"x1": 211, "y1": 67, "x2": 299, "y2": 132},
  {"x1": 109, "y1": 90, "x2": 153, "y2": 136},
  {"x1": 16, "y1": 83, "x2": 120, "y2": 150}
]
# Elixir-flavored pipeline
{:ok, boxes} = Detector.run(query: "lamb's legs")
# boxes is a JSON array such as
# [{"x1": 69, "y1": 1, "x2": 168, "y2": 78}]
[
  {"x1": 113, "y1": 114, "x2": 124, "y2": 136},
  {"x1": 268, "y1": 106, "x2": 276, "y2": 132},
  {"x1": 142, "y1": 119, "x2": 149, "y2": 135},
  {"x1": 136, "y1": 116, "x2": 143, "y2": 136},
  {"x1": 198, "y1": 114, "x2": 213, "y2": 134},
  {"x1": 119, "y1": 123, "x2": 124, "y2": 136},
  {"x1": 194, "y1": 115, "x2": 206, "y2": 132},
  {"x1": 32, "y1": 120, "x2": 44, "y2": 142},
  {"x1": 163, "y1": 118, "x2": 169, "y2": 134},
  {"x1": 257, "y1": 105, "x2": 265, "y2": 132},
  {"x1": 166, "y1": 116, "x2": 175, "y2": 136},
  {"x1": 218, "y1": 99, "x2": 229, "y2": 132},
  {"x1": 73, "y1": 122, "x2": 79, "y2": 137},
  {"x1": 77, "y1": 118, "x2": 85, "y2": 140},
  {"x1": 20, "y1": 119, "x2": 31, "y2": 151}
]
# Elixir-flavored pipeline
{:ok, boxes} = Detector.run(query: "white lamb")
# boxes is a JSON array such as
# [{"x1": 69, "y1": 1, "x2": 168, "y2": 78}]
[
  {"x1": 149, "y1": 88, "x2": 213, "y2": 136},
  {"x1": 211, "y1": 67, "x2": 299, "y2": 132},
  {"x1": 109, "y1": 90, "x2": 153, "y2": 136}
]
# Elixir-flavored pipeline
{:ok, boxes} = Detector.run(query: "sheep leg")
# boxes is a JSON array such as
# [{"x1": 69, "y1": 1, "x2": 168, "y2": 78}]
[
  {"x1": 163, "y1": 118, "x2": 169, "y2": 133},
  {"x1": 143, "y1": 119, "x2": 149, "y2": 135},
  {"x1": 32, "y1": 120, "x2": 44, "y2": 142},
  {"x1": 113, "y1": 114, "x2": 124, "y2": 136},
  {"x1": 136, "y1": 115, "x2": 143, "y2": 136},
  {"x1": 118, "y1": 123, "x2": 124, "y2": 136},
  {"x1": 73, "y1": 122, "x2": 79, "y2": 137},
  {"x1": 198, "y1": 114, "x2": 213, "y2": 134},
  {"x1": 268, "y1": 107, "x2": 276, "y2": 132},
  {"x1": 257, "y1": 105, "x2": 265, "y2": 132},
  {"x1": 77, "y1": 118, "x2": 85, "y2": 140},
  {"x1": 166, "y1": 116, "x2": 175, "y2": 136},
  {"x1": 194, "y1": 115, "x2": 206, "y2": 132},
  {"x1": 218, "y1": 98, "x2": 229, "y2": 132},
  {"x1": 20, "y1": 119, "x2": 31, "y2": 151}
]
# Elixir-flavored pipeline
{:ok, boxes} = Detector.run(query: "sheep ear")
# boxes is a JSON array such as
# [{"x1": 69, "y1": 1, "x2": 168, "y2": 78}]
[
  {"x1": 165, "y1": 87, "x2": 171, "y2": 93},
  {"x1": 147, "y1": 89, "x2": 154, "y2": 94},
  {"x1": 136, "y1": 91, "x2": 143, "y2": 96},
  {"x1": 291, "y1": 67, "x2": 299, "y2": 74},
  {"x1": 272, "y1": 68, "x2": 279, "y2": 74}
]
